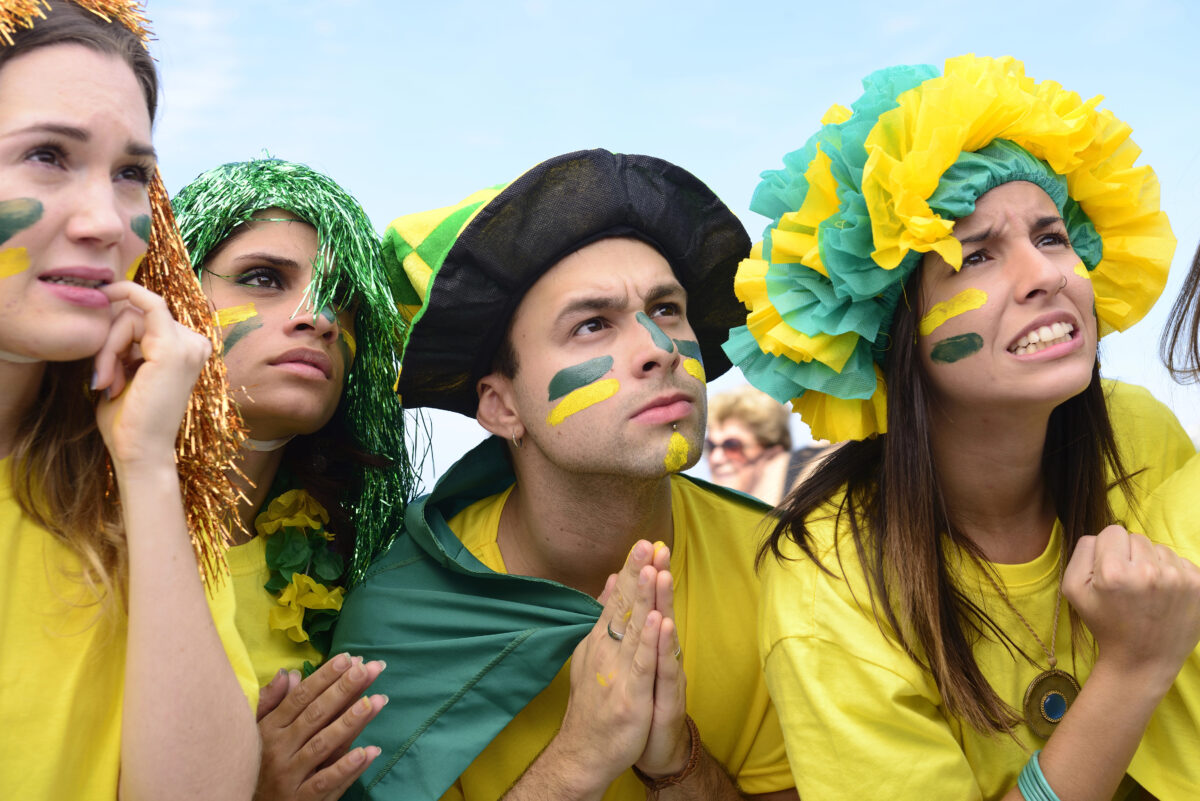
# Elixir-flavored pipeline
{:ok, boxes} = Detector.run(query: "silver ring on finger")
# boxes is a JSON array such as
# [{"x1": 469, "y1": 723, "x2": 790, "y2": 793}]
[{"x1": 606, "y1": 620, "x2": 625, "y2": 642}]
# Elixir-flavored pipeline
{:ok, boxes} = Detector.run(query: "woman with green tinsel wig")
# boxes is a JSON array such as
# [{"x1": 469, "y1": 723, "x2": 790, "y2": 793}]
[{"x1": 173, "y1": 158, "x2": 416, "y2": 800}]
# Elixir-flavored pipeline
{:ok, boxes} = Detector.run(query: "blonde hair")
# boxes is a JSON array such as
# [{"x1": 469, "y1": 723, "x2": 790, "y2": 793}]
[{"x1": 708, "y1": 385, "x2": 792, "y2": 451}]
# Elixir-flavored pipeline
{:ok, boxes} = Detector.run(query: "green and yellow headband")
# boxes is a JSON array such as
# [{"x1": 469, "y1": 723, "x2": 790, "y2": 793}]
[{"x1": 724, "y1": 54, "x2": 1175, "y2": 442}]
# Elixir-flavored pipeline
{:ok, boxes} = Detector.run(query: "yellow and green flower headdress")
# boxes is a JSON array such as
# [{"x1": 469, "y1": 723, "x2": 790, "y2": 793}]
[
  {"x1": 173, "y1": 158, "x2": 417, "y2": 584},
  {"x1": 2, "y1": 0, "x2": 246, "y2": 586},
  {"x1": 724, "y1": 55, "x2": 1175, "y2": 442}
]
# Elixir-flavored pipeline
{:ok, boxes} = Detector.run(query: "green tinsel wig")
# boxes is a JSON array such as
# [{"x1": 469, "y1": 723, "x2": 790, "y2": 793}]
[{"x1": 172, "y1": 158, "x2": 415, "y2": 584}]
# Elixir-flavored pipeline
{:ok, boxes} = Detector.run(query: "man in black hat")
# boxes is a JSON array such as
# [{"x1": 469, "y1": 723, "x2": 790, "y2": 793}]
[{"x1": 332, "y1": 150, "x2": 797, "y2": 801}]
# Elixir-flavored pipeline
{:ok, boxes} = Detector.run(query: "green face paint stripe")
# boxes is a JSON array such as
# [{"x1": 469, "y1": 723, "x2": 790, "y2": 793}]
[
  {"x1": 0, "y1": 198, "x2": 43, "y2": 246},
  {"x1": 635, "y1": 312, "x2": 674, "y2": 353},
  {"x1": 930, "y1": 333, "x2": 984, "y2": 364},
  {"x1": 547, "y1": 355, "x2": 614, "y2": 401},
  {"x1": 222, "y1": 318, "x2": 263, "y2": 356},
  {"x1": 673, "y1": 339, "x2": 703, "y2": 363},
  {"x1": 319, "y1": 304, "x2": 336, "y2": 322},
  {"x1": 131, "y1": 214, "x2": 151, "y2": 244}
]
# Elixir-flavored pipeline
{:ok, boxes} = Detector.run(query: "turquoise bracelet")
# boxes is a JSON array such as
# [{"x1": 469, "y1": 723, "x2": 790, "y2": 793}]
[{"x1": 1017, "y1": 751, "x2": 1061, "y2": 801}]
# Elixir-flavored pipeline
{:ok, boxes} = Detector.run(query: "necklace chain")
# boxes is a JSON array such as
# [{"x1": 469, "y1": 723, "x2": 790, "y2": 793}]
[{"x1": 980, "y1": 549, "x2": 1064, "y2": 669}]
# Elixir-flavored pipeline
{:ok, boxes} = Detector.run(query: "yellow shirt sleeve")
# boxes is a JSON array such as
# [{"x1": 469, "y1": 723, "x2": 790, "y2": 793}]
[{"x1": 1127, "y1": 454, "x2": 1200, "y2": 800}]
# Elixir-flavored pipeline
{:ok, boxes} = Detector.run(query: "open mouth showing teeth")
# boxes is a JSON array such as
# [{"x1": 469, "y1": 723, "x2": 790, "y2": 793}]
[
  {"x1": 40, "y1": 276, "x2": 107, "y2": 289},
  {"x1": 1011, "y1": 322, "x2": 1075, "y2": 355}
]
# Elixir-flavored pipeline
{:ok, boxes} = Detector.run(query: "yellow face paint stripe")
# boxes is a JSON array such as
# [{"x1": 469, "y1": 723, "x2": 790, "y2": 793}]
[
  {"x1": 664, "y1": 431, "x2": 689, "y2": 472},
  {"x1": 342, "y1": 330, "x2": 357, "y2": 360},
  {"x1": 0, "y1": 247, "x2": 30, "y2": 278},
  {"x1": 546, "y1": 378, "x2": 620, "y2": 426},
  {"x1": 1073, "y1": 262, "x2": 1090, "y2": 280},
  {"x1": 125, "y1": 254, "x2": 144, "y2": 281},
  {"x1": 682, "y1": 358, "x2": 705, "y2": 383},
  {"x1": 216, "y1": 303, "x2": 258, "y2": 327},
  {"x1": 918, "y1": 288, "x2": 988, "y2": 337}
]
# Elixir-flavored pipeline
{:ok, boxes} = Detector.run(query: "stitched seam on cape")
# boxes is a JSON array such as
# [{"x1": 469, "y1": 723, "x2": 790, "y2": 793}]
[{"x1": 367, "y1": 627, "x2": 540, "y2": 789}]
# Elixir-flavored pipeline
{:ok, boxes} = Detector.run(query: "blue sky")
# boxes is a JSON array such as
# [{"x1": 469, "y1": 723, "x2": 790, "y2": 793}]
[{"x1": 147, "y1": 0, "x2": 1200, "y2": 490}]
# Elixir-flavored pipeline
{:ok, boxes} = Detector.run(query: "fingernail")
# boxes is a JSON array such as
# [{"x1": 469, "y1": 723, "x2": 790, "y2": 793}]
[
  {"x1": 351, "y1": 655, "x2": 364, "y2": 666},
  {"x1": 633, "y1": 541, "x2": 649, "y2": 560},
  {"x1": 90, "y1": 372, "x2": 99, "y2": 390},
  {"x1": 367, "y1": 746, "x2": 381, "y2": 759},
  {"x1": 349, "y1": 662, "x2": 367, "y2": 680},
  {"x1": 333, "y1": 653, "x2": 352, "y2": 672},
  {"x1": 653, "y1": 540, "x2": 666, "y2": 553},
  {"x1": 349, "y1": 747, "x2": 366, "y2": 765},
  {"x1": 374, "y1": 660, "x2": 387, "y2": 671},
  {"x1": 379, "y1": 694, "x2": 389, "y2": 707},
  {"x1": 288, "y1": 669, "x2": 301, "y2": 682},
  {"x1": 353, "y1": 697, "x2": 371, "y2": 715},
  {"x1": 639, "y1": 570, "x2": 650, "y2": 586},
  {"x1": 272, "y1": 668, "x2": 286, "y2": 684}
]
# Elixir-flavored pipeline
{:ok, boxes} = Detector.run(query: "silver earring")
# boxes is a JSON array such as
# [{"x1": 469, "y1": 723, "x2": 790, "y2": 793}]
[{"x1": 512, "y1": 431, "x2": 523, "y2": 449}]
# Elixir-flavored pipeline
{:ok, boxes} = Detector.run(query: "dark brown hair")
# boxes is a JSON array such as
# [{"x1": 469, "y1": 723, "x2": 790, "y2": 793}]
[
  {"x1": 1160, "y1": 242, "x2": 1200, "y2": 382},
  {"x1": 760, "y1": 268, "x2": 1134, "y2": 735},
  {"x1": 3, "y1": 2, "x2": 160, "y2": 607}
]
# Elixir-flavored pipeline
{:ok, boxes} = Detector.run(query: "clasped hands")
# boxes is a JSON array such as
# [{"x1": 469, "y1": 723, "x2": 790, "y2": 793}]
[{"x1": 553, "y1": 539, "x2": 692, "y2": 793}]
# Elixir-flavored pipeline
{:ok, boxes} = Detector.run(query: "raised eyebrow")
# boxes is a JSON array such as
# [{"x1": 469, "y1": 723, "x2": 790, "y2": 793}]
[
  {"x1": 643, "y1": 283, "x2": 686, "y2": 304},
  {"x1": 1031, "y1": 215, "x2": 1066, "y2": 232},
  {"x1": 6, "y1": 123, "x2": 156, "y2": 160},
  {"x1": 957, "y1": 226, "x2": 993, "y2": 246},
  {"x1": 555, "y1": 295, "x2": 624, "y2": 327},
  {"x1": 229, "y1": 252, "x2": 303, "y2": 270}
]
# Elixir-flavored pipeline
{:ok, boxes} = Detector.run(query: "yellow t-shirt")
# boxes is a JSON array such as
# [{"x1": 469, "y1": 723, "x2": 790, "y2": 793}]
[
  {"x1": 227, "y1": 533, "x2": 323, "y2": 689},
  {"x1": 441, "y1": 478, "x2": 793, "y2": 800},
  {"x1": 0, "y1": 460, "x2": 258, "y2": 799},
  {"x1": 760, "y1": 380, "x2": 1194, "y2": 801},
  {"x1": 1128, "y1": 452, "x2": 1200, "y2": 799}
]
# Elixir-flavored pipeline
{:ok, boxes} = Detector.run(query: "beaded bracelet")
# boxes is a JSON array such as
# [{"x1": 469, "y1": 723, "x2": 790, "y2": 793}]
[
  {"x1": 631, "y1": 716, "x2": 702, "y2": 792},
  {"x1": 1017, "y1": 750, "x2": 1062, "y2": 801}
]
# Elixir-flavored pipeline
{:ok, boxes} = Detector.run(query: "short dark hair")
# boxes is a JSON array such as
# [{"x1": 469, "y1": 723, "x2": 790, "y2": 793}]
[{"x1": 0, "y1": 2, "x2": 158, "y2": 121}]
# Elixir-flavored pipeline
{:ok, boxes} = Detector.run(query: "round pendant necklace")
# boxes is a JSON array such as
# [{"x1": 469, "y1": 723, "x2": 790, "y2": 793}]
[{"x1": 983, "y1": 555, "x2": 1079, "y2": 739}]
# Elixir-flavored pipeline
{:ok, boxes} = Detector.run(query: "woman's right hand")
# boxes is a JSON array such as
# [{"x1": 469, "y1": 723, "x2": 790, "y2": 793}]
[
  {"x1": 254, "y1": 654, "x2": 388, "y2": 801},
  {"x1": 1064, "y1": 525, "x2": 1200, "y2": 693}
]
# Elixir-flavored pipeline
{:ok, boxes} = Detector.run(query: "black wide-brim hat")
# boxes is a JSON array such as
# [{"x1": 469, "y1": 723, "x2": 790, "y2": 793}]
[{"x1": 384, "y1": 148, "x2": 751, "y2": 416}]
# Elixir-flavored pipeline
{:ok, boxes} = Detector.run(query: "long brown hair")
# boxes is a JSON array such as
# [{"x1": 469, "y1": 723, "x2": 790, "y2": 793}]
[
  {"x1": 1160, "y1": 242, "x2": 1200, "y2": 383},
  {"x1": 760, "y1": 268, "x2": 1135, "y2": 734},
  {"x1": 2, "y1": 3, "x2": 160, "y2": 607}
]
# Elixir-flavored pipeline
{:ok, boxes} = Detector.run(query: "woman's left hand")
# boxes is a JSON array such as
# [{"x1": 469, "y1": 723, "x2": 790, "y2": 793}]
[{"x1": 92, "y1": 281, "x2": 213, "y2": 468}]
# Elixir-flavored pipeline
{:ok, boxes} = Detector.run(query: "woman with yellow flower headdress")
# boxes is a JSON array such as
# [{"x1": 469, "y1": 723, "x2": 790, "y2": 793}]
[
  {"x1": 0, "y1": 1, "x2": 258, "y2": 798},
  {"x1": 730, "y1": 56, "x2": 1200, "y2": 799},
  {"x1": 173, "y1": 157, "x2": 417, "y2": 800}
]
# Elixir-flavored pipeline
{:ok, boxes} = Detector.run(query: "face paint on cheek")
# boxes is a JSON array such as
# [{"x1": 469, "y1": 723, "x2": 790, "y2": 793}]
[
  {"x1": 547, "y1": 355, "x2": 613, "y2": 401},
  {"x1": 1073, "y1": 262, "x2": 1090, "y2": 281},
  {"x1": 918, "y1": 289, "x2": 988, "y2": 337},
  {"x1": 216, "y1": 304, "x2": 261, "y2": 356},
  {"x1": 930, "y1": 333, "x2": 984, "y2": 364},
  {"x1": 0, "y1": 198, "x2": 43, "y2": 247},
  {"x1": 546, "y1": 378, "x2": 620, "y2": 426},
  {"x1": 338, "y1": 330, "x2": 356, "y2": 372},
  {"x1": 125, "y1": 254, "x2": 144, "y2": 281},
  {"x1": 664, "y1": 430, "x2": 689, "y2": 472},
  {"x1": 0, "y1": 247, "x2": 30, "y2": 278},
  {"x1": 673, "y1": 339, "x2": 705, "y2": 383},
  {"x1": 216, "y1": 303, "x2": 258, "y2": 327},
  {"x1": 636, "y1": 312, "x2": 674, "y2": 353},
  {"x1": 130, "y1": 214, "x2": 151, "y2": 244}
]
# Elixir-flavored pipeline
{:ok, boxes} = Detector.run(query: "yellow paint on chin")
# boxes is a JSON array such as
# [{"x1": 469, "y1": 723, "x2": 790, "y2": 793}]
[
  {"x1": 0, "y1": 247, "x2": 30, "y2": 278},
  {"x1": 918, "y1": 288, "x2": 988, "y2": 337},
  {"x1": 682, "y1": 358, "x2": 705, "y2": 383},
  {"x1": 1073, "y1": 262, "x2": 1090, "y2": 280},
  {"x1": 546, "y1": 378, "x2": 620, "y2": 426},
  {"x1": 216, "y1": 303, "x2": 258, "y2": 327},
  {"x1": 125, "y1": 254, "x2": 144, "y2": 281},
  {"x1": 664, "y1": 431, "x2": 689, "y2": 473}
]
